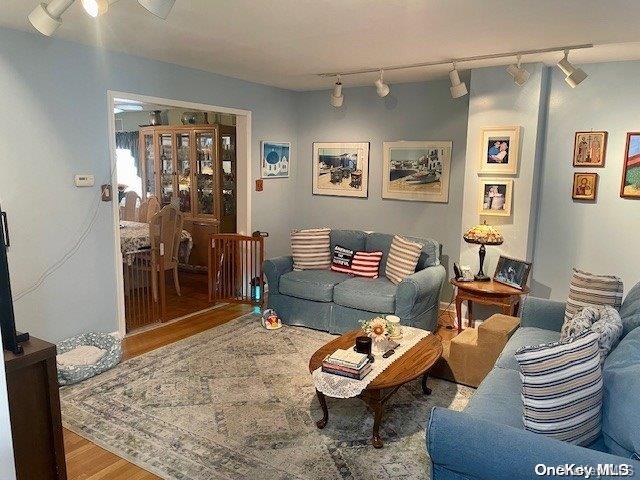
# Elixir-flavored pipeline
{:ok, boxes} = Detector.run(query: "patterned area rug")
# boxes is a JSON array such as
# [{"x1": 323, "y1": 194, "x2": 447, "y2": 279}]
[{"x1": 61, "y1": 315, "x2": 474, "y2": 479}]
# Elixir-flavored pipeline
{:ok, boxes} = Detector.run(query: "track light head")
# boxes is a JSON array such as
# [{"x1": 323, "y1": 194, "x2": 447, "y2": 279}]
[
  {"x1": 449, "y1": 64, "x2": 468, "y2": 98},
  {"x1": 330, "y1": 77, "x2": 344, "y2": 108},
  {"x1": 557, "y1": 50, "x2": 587, "y2": 88},
  {"x1": 138, "y1": 0, "x2": 176, "y2": 19},
  {"x1": 506, "y1": 54, "x2": 530, "y2": 86},
  {"x1": 81, "y1": 0, "x2": 109, "y2": 17},
  {"x1": 28, "y1": 0, "x2": 75, "y2": 36},
  {"x1": 374, "y1": 70, "x2": 390, "y2": 98}
]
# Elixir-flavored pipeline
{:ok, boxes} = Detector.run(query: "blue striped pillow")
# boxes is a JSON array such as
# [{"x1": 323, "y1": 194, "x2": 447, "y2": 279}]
[{"x1": 515, "y1": 330, "x2": 602, "y2": 446}]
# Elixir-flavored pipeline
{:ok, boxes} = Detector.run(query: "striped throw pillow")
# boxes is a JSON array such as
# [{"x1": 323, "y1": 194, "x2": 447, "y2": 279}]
[
  {"x1": 515, "y1": 330, "x2": 603, "y2": 446},
  {"x1": 330, "y1": 245, "x2": 383, "y2": 278},
  {"x1": 385, "y1": 235, "x2": 423, "y2": 285},
  {"x1": 291, "y1": 228, "x2": 331, "y2": 270},
  {"x1": 565, "y1": 269, "x2": 623, "y2": 325}
]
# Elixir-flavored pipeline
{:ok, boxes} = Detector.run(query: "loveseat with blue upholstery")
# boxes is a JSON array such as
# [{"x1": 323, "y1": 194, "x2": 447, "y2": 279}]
[{"x1": 263, "y1": 229, "x2": 446, "y2": 333}]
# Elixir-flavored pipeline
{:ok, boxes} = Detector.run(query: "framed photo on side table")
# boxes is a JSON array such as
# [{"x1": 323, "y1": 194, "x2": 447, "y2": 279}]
[
  {"x1": 573, "y1": 131, "x2": 607, "y2": 167},
  {"x1": 312, "y1": 142, "x2": 370, "y2": 198},
  {"x1": 572, "y1": 173, "x2": 598, "y2": 201},
  {"x1": 621, "y1": 132, "x2": 640, "y2": 199},
  {"x1": 493, "y1": 255, "x2": 532, "y2": 290},
  {"x1": 478, "y1": 178, "x2": 513, "y2": 217},
  {"x1": 479, "y1": 126, "x2": 521, "y2": 175}
]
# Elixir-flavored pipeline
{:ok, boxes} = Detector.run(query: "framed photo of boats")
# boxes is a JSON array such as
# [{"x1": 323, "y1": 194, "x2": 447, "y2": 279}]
[
  {"x1": 478, "y1": 126, "x2": 521, "y2": 175},
  {"x1": 382, "y1": 141, "x2": 452, "y2": 202},
  {"x1": 312, "y1": 142, "x2": 370, "y2": 197}
]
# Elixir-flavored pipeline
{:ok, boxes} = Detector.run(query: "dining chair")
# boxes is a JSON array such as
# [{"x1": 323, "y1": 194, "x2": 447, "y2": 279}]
[
  {"x1": 122, "y1": 191, "x2": 140, "y2": 221},
  {"x1": 146, "y1": 195, "x2": 160, "y2": 222},
  {"x1": 148, "y1": 205, "x2": 183, "y2": 300}
]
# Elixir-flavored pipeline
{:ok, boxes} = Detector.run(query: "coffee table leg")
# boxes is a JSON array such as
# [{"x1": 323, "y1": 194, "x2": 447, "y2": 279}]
[
  {"x1": 370, "y1": 390, "x2": 384, "y2": 449},
  {"x1": 315, "y1": 389, "x2": 328, "y2": 429},
  {"x1": 421, "y1": 373, "x2": 432, "y2": 395}
]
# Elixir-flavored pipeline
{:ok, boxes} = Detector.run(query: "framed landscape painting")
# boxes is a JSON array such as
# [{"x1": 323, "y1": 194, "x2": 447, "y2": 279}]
[
  {"x1": 572, "y1": 172, "x2": 598, "y2": 201},
  {"x1": 621, "y1": 132, "x2": 640, "y2": 199},
  {"x1": 478, "y1": 178, "x2": 513, "y2": 217},
  {"x1": 382, "y1": 141, "x2": 452, "y2": 202},
  {"x1": 478, "y1": 126, "x2": 521, "y2": 175},
  {"x1": 261, "y1": 141, "x2": 290, "y2": 178},
  {"x1": 312, "y1": 142, "x2": 369, "y2": 197},
  {"x1": 573, "y1": 131, "x2": 607, "y2": 167}
]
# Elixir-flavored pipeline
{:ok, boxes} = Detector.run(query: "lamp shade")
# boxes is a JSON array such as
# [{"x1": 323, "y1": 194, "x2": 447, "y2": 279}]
[{"x1": 463, "y1": 222, "x2": 504, "y2": 245}]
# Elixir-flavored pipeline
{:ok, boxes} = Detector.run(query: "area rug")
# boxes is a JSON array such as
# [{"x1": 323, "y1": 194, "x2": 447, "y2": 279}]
[{"x1": 61, "y1": 314, "x2": 474, "y2": 479}]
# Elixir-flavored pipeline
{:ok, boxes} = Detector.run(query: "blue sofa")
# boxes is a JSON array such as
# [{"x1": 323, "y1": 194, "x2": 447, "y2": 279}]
[
  {"x1": 428, "y1": 281, "x2": 640, "y2": 480},
  {"x1": 263, "y1": 229, "x2": 446, "y2": 333}
]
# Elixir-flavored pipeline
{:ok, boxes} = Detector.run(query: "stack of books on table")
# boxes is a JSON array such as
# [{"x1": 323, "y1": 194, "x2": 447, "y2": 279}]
[{"x1": 322, "y1": 349, "x2": 372, "y2": 380}]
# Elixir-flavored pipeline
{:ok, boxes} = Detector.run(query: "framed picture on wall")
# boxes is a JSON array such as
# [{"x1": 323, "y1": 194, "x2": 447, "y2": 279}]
[
  {"x1": 312, "y1": 142, "x2": 369, "y2": 197},
  {"x1": 572, "y1": 172, "x2": 598, "y2": 201},
  {"x1": 478, "y1": 126, "x2": 521, "y2": 175},
  {"x1": 478, "y1": 178, "x2": 513, "y2": 217},
  {"x1": 620, "y1": 132, "x2": 640, "y2": 199},
  {"x1": 381, "y1": 141, "x2": 452, "y2": 202},
  {"x1": 261, "y1": 141, "x2": 290, "y2": 178},
  {"x1": 573, "y1": 131, "x2": 607, "y2": 167}
]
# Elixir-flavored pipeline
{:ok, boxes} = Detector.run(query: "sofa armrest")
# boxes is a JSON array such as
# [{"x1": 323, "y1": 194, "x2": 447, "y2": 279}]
[
  {"x1": 395, "y1": 265, "x2": 446, "y2": 331},
  {"x1": 427, "y1": 408, "x2": 639, "y2": 480},
  {"x1": 520, "y1": 296, "x2": 566, "y2": 332},
  {"x1": 263, "y1": 256, "x2": 294, "y2": 293}
]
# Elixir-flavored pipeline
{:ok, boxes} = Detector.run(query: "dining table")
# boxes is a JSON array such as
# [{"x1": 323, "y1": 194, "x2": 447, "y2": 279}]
[{"x1": 119, "y1": 220, "x2": 193, "y2": 262}]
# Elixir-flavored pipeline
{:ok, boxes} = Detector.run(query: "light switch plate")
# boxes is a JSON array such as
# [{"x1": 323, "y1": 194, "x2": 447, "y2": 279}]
[{"x1": 74, "y1": 174, "x2": 95, "y2": 187}]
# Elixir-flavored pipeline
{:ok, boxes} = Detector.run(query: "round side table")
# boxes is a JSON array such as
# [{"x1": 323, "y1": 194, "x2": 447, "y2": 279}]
[{"x1": 450, "y1": 279, "x2": 530, "y2": 333}]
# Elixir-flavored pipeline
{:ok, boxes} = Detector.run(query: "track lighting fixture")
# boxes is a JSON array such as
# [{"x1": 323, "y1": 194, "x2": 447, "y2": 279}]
[
  {"x1": 81, "y1": 0, "x2": 109, "y2": 17},
  {"x1": 505, "y1": 54, "x2": 530, "y2": 86},
  {"x1": 449, "y1": 63, "x2": 468, "y2": 98},
  {"x1": 557, "y1": 50, "x2": 587, "y2": 88},
  {"x1": 138, "y1": 0, "x2": 176, "y2": 19},
  {"x1": 28, "y1": 0, "x2": 75, "y2": 36},
  {"x1": 330, "y1": 76, "x2": 344, "y2": 108},
  {"x1": 374, "y1": 70, "x2": 390, "y2": 98}
]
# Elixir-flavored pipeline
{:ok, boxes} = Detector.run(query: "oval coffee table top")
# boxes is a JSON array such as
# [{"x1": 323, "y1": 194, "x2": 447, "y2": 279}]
[{"x1": 309, "y1": 329, "x2": 442, "y2": 391}]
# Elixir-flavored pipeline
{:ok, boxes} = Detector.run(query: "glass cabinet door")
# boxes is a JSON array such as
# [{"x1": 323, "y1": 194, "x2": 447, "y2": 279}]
[
  {"x1": 195, "y1": 132, "x2": 215, "y2": 216},
  {"x1": 220, "y1": 131, "x2": 236, "y2": 232},
  {"x1": 176, "y1": 133, "x2": 191, "y2": 213},
  {"x1": 143, "y1": 134, "x2": 155, "y2": 197},
  {"x1": 159, "y1": 133, "x2": 174, "y2": 206}
]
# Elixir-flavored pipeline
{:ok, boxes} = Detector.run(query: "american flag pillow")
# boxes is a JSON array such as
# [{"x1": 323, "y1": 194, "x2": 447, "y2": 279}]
[{"x1": 331, "y1": 245, "x2": 383, "y2": 279}]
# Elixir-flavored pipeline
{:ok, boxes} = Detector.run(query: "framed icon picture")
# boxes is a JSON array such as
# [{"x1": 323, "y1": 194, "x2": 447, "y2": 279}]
[
  {"x1": 381, "y1": 141, "x2": 452, "y2": 202},
  {"x1": 478, "y1": 126, "x2": 521, "y2": 175},
  {"x1": 261, "y1": 141, "x2": 290, "y2": 178},
  {"x1": 621, "y1": 132, "x2": 640, "y2": 199},
  {"x1": 312, "y1": 142, "x2": 369, "y2": 197},
  {"x1": 572, "y1": 172, "x2": 598, "y2": 201},
  {"x1": 573, "y1": 131, "x2": 607, "y2": 167},
  {"x1": 478, "y1": 178, "x2": 513, "y2": 217}
]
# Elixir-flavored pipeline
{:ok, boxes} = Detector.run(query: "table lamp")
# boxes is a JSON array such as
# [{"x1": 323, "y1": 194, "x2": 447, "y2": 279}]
[{"x1": 463, "y1": 221, "x2": 504, "y2": 281}]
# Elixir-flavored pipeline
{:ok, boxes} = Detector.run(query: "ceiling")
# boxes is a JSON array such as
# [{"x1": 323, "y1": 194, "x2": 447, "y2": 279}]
[{"x1": 2, "y1": 0, "x2": 640, "y2": 91}]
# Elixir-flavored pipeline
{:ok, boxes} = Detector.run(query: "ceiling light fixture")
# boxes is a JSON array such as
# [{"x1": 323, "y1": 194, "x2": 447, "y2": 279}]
[
  {"x1": 330, "y1": 75, "x2": 344, "y2": 108},
  {"x1": 81, "y1": 0, "x2": 109, "y2": 17},
  {"x1": 505, "y1": 54, "x2": 530, "y2": 86},
  {"x1": 28, "y1": 0, "x2": 75, "y2": 36},
  {"x1": 449, "y1": 63, "x2": 468, "y2": 98},
  {"x1": 557, "y1": 50, "x2": 587, "y2": 88},
  {"x1": 137, "y1": 0, "x2": 176, "y2": 19},
  {"x1": 374, "y1": 69, "x2": 390, "y2": 98}
]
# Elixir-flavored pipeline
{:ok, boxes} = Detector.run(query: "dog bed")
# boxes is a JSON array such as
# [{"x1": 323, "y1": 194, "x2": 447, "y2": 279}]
[{"x1": 56, "y1": 332, "x2": 122, "y2": 386}]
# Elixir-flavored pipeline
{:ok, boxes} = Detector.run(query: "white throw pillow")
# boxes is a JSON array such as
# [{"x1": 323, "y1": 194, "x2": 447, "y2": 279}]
[{"x1": 560, "y1": 305, "x2": 623, "y2": 364}]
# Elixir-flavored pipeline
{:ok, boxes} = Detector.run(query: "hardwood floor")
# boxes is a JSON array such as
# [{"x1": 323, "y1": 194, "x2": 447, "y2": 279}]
[{"x1": 63, "y1": 304, "x2": 456, "y2": 479}]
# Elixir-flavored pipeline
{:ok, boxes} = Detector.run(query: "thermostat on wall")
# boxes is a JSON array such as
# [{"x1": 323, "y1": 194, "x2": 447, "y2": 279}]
[{"x1": 74, "y1": 174, "x2": 95, "y2": 187}]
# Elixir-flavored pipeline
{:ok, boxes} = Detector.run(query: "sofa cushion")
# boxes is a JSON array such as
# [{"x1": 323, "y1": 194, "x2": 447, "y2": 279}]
[
  {"x1": 330, "y1": 229, "x2": 366, "y2": 253},
  {"x1": 564, "y1": 269, "x2": 623, "y2": 325},
  {"x1": 333, "y1": 276, "x2": 396, "y2": 314},
  {"x1": 602, "y1": 325, "x2": 640, "y2": 457},
  {"x1": 291, "y1": 228, "x2": 331, "y2": 270},
  {"x1": 365, "y1": 232, "x2": 440, "y2": 273},
  {"x1": 620, "y1": 281, "x2": 640, "y2": 337},
  {"x1": 464, "y1": 367, "x2": 524, "y2": 429},
  {"x1": 279, "y1": 270, "x2": 350, "y2": 302},
  {"x1": 495, "y1": 327, "x2": 561, "y2": 371},
  {"x1": 560, "y1": 305, "x2": 623, "y2": 364}
]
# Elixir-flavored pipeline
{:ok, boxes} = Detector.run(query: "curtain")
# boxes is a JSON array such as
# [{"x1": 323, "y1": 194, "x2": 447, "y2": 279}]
[{"x1": 115, "y1": 131, "x2": 140, "y2": 172}]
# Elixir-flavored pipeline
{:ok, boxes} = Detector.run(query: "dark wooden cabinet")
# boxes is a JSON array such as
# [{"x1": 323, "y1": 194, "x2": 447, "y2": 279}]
[{"x1": 4, "y1": 336, "x2": 66, "y2": 480}]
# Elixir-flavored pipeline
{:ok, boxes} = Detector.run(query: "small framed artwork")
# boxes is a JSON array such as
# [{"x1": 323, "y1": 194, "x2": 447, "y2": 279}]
[
  {"x1": 572, "y1": 172, "x2": 598, "y2": 201},
  {"x1": 479, "y1": 126, "x2": 521, "y2": 175},
  {"x1": 261, "y1": 141, "x2": 290, "y2": 178},
  {"x1": 621, "y1": 132, "x2": 640, "y2": 199},
  {"x1": 381, "y1": 141, "x2": 452, "y2": 203},
  {"x1": 573, "y1": 131, "x2": 607, "y2": 167},
  {"x1": 478, "y1": 178, "x2": 513, "y2": 217},
  {"x1": 493, "y1": 255, "x2": 532, "y2": 290},
  {"x1": 312, "y1": 142, "x2": 369, "y2": 198}
]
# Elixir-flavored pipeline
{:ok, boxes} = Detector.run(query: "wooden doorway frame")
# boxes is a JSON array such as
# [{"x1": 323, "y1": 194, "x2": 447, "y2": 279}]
[{"x1": 106, "y1": 91, "x2": 252, "y2": 337}]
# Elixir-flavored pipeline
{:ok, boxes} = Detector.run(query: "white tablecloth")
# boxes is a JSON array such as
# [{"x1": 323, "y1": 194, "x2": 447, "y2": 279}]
[{"x1": 119, "y1": 221, "x2": 193, "y2": 261}]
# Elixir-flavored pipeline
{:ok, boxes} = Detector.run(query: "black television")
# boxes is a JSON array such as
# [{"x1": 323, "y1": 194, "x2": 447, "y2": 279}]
[{"x1": 0, "y1": 205, "x2": 28, "y2": 354}]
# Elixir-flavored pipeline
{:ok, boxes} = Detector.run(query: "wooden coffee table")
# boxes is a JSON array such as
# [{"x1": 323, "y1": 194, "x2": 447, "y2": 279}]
[{"x1": 309, "y1": 329, "x2": 442, "y2": 448}]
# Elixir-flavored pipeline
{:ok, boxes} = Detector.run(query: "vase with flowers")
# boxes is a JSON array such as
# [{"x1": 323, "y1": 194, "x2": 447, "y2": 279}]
[{"x1": 360, "y1": 317, "x2": 395, "y2": 355}]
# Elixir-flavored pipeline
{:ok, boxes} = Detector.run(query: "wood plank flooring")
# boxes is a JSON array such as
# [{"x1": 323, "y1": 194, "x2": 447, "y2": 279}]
[{"x1": 63, "y1": 304, "x2": 456, "y2": 479}]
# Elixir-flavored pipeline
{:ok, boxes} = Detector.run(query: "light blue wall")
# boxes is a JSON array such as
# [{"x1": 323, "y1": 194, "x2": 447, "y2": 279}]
[
  {"x1": 0, "y1": 27, "x2": 298, "y2": 342},
  {"x1": 532, "y1": 61, "x2": 640, "y2": 299},
  {"x1": 293, "y1": 79, "x2": 470, "y2": 298}
]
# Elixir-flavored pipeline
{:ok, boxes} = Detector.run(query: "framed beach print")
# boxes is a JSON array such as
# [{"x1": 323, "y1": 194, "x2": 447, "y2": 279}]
[
  {"x1": 621, "y1": 132, "x2": 640, "y2": 199},
  {"x1": 572, "y1": 172, "x2": 598, "y2": 201},
  {"x1": 312, "y1": 142, "x2": 369, "y2": 197},
  {"x1": 478, "y1": 178, "x2": 513, "y2": 217},
  {"x1": 381, "y1": 141, "x2": 452, "y2": 202},
  {"x1": 573, "y1": 131, "x2": 607, "y2": 167},
  {"x1": 261, "y1": 141, "x2": 290, "y2": 178},
  {"x1": 478, "y1": 126, "x2": 521, "y2": 175}
]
